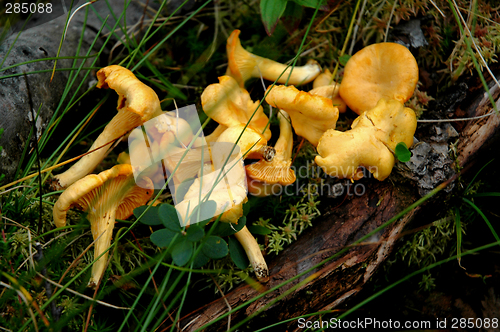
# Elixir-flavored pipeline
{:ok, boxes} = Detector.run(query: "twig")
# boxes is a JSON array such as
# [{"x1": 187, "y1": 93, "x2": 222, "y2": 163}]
[
  {"x1": 349, "y1": 0, "x2": 368, "y2": 55},
  {"x1": 0, "y1": 185, "x2": 33, "y2": 196},
  {"x1": 64, "y1": 1, "x2": 97, "y2": 42},
  {"x1": 0, "y1": 134, "x2": 126, "y2": 193},
  {"x1": 429, "y1": 0, "x2": 446, "y2": 18},
  {"x1": 384, "y1": 0, "x2": 398, "y2": 43},
  {"x1": 37, "y1": 273, "x2": 130, "y2": 310},
  {"x1": 296, "y1": 40, "x2": 329, "y2": 58},
  {"x1": 209, "y1": 275, "x2": 232, "y2": 331},
  {"x1": 44, "y1": 101, "x2": 102, "y2": 185},
  {"x1": 34, "y1": 243, "x2": 62, "y2": 321},
  {"x1": 54, "y1": 230, "x2": 106, "y2": 294},
  {"x1": 417, "y1": 111, "x2": 499, "y2": 123},
  {"x1": 84, "y1": 252, "x2": 114, "y2": 332},
  {"x1": 451, "y1": 0, "x2": 500, "y2": 92}
]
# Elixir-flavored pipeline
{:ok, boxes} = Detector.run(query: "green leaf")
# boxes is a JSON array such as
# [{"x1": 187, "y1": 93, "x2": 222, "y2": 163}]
[
  {"x1": 281, "y1": 1, "x2": 302, "y2": 34},
  {"x1": 291, "y1": 0, "x2": 328, "y2": 10},
  {"x1": 339, "y1": 54, "x2": 351, "y2": 66},
  {"x1": 172, "y1": 238, "x2": 193, "y2": 267},
  {"x1": 261, "y1": 0, "x2": 288, "y2": 36},
  {"x1": 212, "y1": 216, "x2": 246, "y2": 237},
  {"x1": 192, "y1": 250, "x2": 210, "y2": 268},
  {"x1": 150, "y1": 228, "x2": 179, "y2": 248},
  {"x1": 186, "y1": 225, "x2": 205, "y2": 242},
  {"x1": 174, "y1": 177, "x2": 195, "y2": 203},
  {"x1": 228, "y1": 237, "x2": 250, "y2": 270},
  {"x1": 242, "y1": 201, "x2": 251, "y2": 216},
  {"x1": 247, "y1": 225, "x2": 272, "y2": 235},
  {"x1": 395, "y1": 142, "x2": 412, "y2": 163},
  {"x1": 454, "y1": 207, "x2": 463, "y2": 267},
  {"x1": 158, "y1": 203, "x2": 181, "y2": 231},
  {"x1": 202, "y1": 236, "x2": 228, "y2": 259},
  {"x1": 187, "y1": 200, "x2": 218, "y2": 225},
  {"x1": 133, "y1": 205, "x2": 162, "y2": 226}
]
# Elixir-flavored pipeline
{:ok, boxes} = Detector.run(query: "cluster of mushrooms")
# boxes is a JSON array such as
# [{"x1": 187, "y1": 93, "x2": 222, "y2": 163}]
[{"x1": 51, "y1": 29, "x2": 419, "y2": 286}]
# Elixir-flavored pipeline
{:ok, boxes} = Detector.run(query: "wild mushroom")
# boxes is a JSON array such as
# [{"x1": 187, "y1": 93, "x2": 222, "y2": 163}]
[
  {"x1": 52, "y1": 65, "x2": 163, "y2": 190},
  {"x1": 315, "y1": 98, "x2": 417, "y2": 181},
  {"x1": 174, "y1": 141, "x2": 248, "y2": 225},
  {"x1": 265, "y1": 84, "x2": 339, "y2": 146},
  {"x1": 226, "y1": 29, "x2": 321, "y2": 87},
  {"x1": 234, "y1": 226, "x2": 269, "y2": 281},
  {"x1": 161, "y1": 143, "x2": 213, "y2": 184},
  {"x1": 125, "y1": 110, "x2": 200, "y2": 185},
  {"x1": 174, "y1": 142, "x2": 270, "y2": 281},
  {"x1": 215, "y1": 123, "x2": 274, "y2": 160},
  {"x1": 201, "y1": 75, "x2": 271, "y2": 141},
  {"x1": 312, "y1": 69, "x2": 333, "y2": 89},
  {"x1": 246, "y1": 111, "x2": 296, "y2": 196},
  {"x1": 200, "y1": 75, "x2": 275, "y2": 160},
  {"x1": 152, "y1": 111, "x2": 195, "y2": 147},
  {"x1": 53, "y1": 164, "x2": 153, "y2": 287},
  {"x1": 339, "y1": 43, "x2": 419, "y2": 115},
  {"x1": 309, "y1": 69, "x2": 347, "y2": 114}
]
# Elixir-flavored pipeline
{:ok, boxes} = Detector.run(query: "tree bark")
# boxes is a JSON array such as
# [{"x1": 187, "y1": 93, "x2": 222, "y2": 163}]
[{"x1": 179, "y1": 73, "x2": 500, "y2": 331}]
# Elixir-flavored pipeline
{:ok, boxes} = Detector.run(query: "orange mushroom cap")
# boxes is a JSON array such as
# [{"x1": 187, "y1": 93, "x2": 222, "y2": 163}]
[
  {"x1": 201, "y1": 75, "x2": 271, "y2": 141},
  {"x1": 53, "y1": 164, "x2": 153, "y2": 287},
  {"x1": 339, "y1": 42, "x2": 419, "y2": 115},
  {"x1": 315, "y1": 98, "x2": 417, "y2": 181},
  {"x1": 246, "y1": 111, "x2": 296, "y2": 188},
  {"x1": 52, "y1": 65, "x2": 163, "y2": 190},
  {"x1": 265, "y1": 85, "x2": 339, "y2": 147},
  {"x1": 310, "y1": 69, "x2": 347, "y2": 113}
]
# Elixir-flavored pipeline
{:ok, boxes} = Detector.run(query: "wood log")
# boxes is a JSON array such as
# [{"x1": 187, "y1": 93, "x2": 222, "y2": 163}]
[{"x1": 178, "y1": 72, "x2": 500, "y2": 331}]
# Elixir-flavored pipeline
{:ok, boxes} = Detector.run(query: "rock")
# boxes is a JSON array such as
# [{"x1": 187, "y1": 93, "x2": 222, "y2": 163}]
[{"x1": 0, "y1": 0, "x2": 157, "y2": 183}]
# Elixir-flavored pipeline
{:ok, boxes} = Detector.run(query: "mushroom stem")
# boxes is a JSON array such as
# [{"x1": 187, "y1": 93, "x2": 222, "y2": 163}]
[
  {"x1": 201, "y1": 75, "x2": 272, "y2": 141},
  {"x1": 53, "y1": 109, "x2": 141, "y2": 189},
  {"x1": 89, "y1": 207, "x2": 117, "y2": 287},
  {"x1": 227, "y1": 30, "x2": 321, "y2": 87},
  {"x1": 53, "y1": 164, "x2": 153, "y2": 288},
  {"x1": 274, "y1": 111, "x2": 293, "y2": 160},
  {"x1": 245, "y1": 111, "x2": 296, "y2": 194},
  {"x1": 234, "y1": 226, "x2": 269, "y2": 282},
  {"x1": 52, "y1": 65, "x2": 163, "y2": 190}
]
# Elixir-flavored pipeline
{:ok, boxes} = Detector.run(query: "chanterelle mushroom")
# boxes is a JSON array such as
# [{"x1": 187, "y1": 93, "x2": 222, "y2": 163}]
[
  {"x1": 309, "y1": 69, "x2": 347, "y2": 114},
  {"x1": 246, "y1": 110, "x2": 296, "y2": 196},
  {"x1": 226, "y1": 29, "x2": 321, "y2": 87},
  {"x1": 174, "y1": 141, "x2": 247, "y2": 225},
  {"x1": 173, "y1": 142, "x2": 270, "y2": 281},
  {"x1": 201, "y1": 75, "x2": 272, "y2": 141},
  {"x1": 265, "y1": 84, "x2": 339, "y2": 146},
  {"x1": 53, "y1": 164, "x2": 153, "y2": 287},
  {"x1": 234, "y1": 226, "x2": 269, "y2": 282},
  {"x1": 315, "y1": 98, "x2": 417, "y2": 181},
  {"x1": 51, "y1": 65, "x2": 163, "y2": 190},
  {"x1": 339, "y1": 42, "x2": 419, "y2": 115},
  {"x1": 200, "y1": 75, "x2": 275, "y2": 160}
]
